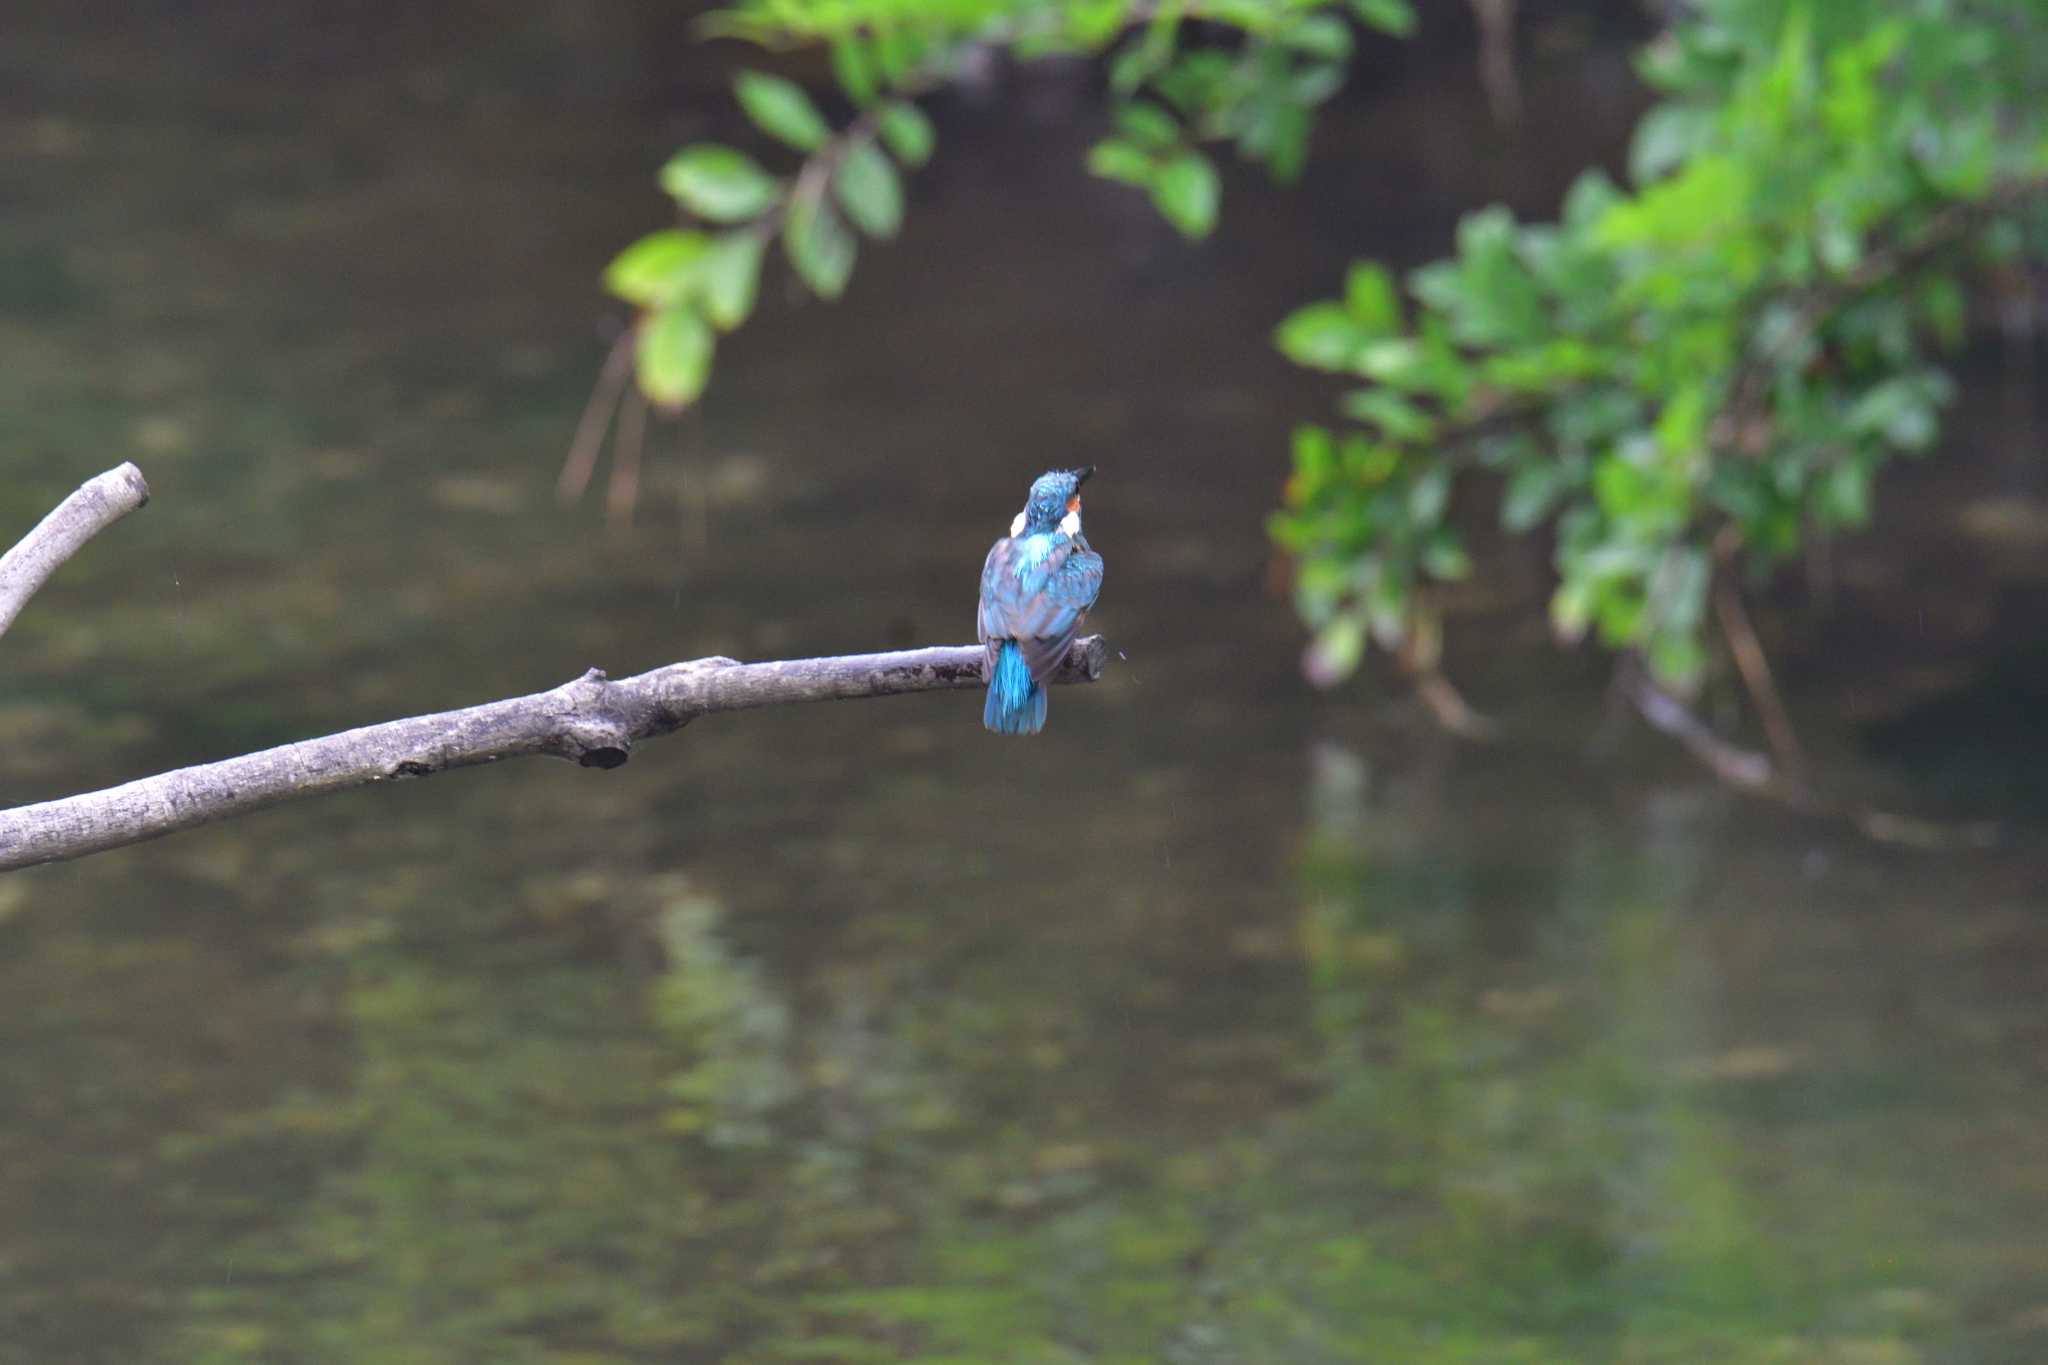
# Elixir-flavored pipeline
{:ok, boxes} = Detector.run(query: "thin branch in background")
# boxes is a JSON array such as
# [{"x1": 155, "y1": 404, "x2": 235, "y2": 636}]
[
  {"x1": 558, "y1": 330, "x2": 634, "y2": 502},
  {"x1": 1411, "y1": 668, "x2": 1500, "y2": 738},
  {"x1": 1712, "y1": 529, "x2": 1808, "y2": 787},
  {"x1": 1472, "y1": 0, "x2": 1522, "y2": 126},
  {"x1": 1625, "y1": 665, "x2": 1786, "y2": 796},
  {"x1": 1626, "y1": 663, "x2": 2000, "y2": 849},
  {"x1": 0, "y1": 462, "x2": 150, "y2": 643},
  {"x1": 606, "y1": 386, "x2": 649, "y2": 527},
  {"x1": 1392, "y1": 607, "x2": 1499, "y2": 739}
]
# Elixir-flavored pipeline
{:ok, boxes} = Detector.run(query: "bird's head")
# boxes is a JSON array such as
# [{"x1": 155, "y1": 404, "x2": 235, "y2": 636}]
[{"x1": 1013, "y1": 466, "x2": 1094, "y2": 536}]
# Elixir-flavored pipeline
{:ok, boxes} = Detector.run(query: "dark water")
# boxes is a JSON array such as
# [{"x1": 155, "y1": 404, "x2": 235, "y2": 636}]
[{"x1": 3, "y1": 5, "x2": 2047, "y2": 1362}]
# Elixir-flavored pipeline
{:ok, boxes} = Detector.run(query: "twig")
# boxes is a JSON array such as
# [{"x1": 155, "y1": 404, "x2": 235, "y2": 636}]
[
  {"x1": 566, "y1": 102, "x2": 889, "y2": 520},
  {"x1": 0, "y1": 636, "x2": 1109, "y2": 873},
  {"x1": 1471, "y1": 0, "x2": 1522, "y2": 127},
  {"x1": 1625, "y1": 666, "x2": 1787, "y2": 798},
  {"x1": 558, "y1": 332, "x2": 634, "y2": 502},
  {"x1": 1411, "y1": 668, "x2": 1500, "y2": 739},
  {"x1": 1624, "y1": 665, "x2": 2000, "y2": 849},
  {"x1": 0, "y1": 463, "x2": 150, "y2": 642},
  {"x1": 1394, "y1": 620, "x2": 1498, "y2": 739},
  {"x1": 1711, "y1": 528, "x2": 1808, "y2": 786}
]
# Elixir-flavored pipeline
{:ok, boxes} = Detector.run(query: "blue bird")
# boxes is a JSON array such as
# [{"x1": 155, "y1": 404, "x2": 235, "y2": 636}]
[{"x1": 978, "y1": 467, "x2": 1105, "y2": 735}]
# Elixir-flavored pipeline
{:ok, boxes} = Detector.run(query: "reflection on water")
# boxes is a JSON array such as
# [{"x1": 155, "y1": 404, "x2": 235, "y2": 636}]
[{"x1": 3, "y1": 4, "x2": 2048, "y2": 1363}]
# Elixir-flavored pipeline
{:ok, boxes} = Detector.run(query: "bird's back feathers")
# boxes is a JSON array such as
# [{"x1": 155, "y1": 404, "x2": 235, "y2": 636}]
[{"x1": 979, "y1": 530, "x2": 1104, "y2": 683}]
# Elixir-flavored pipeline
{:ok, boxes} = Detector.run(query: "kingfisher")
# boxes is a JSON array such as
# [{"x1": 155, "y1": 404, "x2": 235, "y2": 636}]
[{"x1": 978, "y1": 466, "x2": 1105, "y2": 735}]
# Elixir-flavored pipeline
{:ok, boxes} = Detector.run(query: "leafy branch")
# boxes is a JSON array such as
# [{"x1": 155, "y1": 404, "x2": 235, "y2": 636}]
[
  {"x1": 569, "y1": 0, "x2": 1419, "y2": 517},
  {"x1": 563, "y1": 68, "x2": 935, "y2": 517},
  {"x1": 1270, "y1": 1, "x2": 2048, "y2": 792}
]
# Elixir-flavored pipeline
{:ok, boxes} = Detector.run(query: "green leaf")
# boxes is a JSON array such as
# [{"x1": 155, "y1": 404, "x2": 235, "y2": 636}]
[
  {"x1": 1343, "y1": 263, "x2": 1401, "y2": 333},
  {"x1": 1846, "y1": 377, "x2": 1942, "y2": 451},
  {"x1": 1407, "y1": 463, "x2": 1452, "y2": 524},
  {"x1": 1111, "y1": 7, "x2": 1180, "y2": 94},
  {"x1": 603, "y1": 229, "x2": 710, "y2": 307},
  {"x1": 1422, "y1": 529, "x2": 1472, "y2": 581},
  {"x1": 1419, "y1": 206, "x2": 1548, "y2": 347},
  {"x1": 830, "y1": 39, "x2": 877, "y2": 105},
  {"x1": 1818, "y1": 458, "x2": 1871, "y2": 527},
  {"x1": 871, "y1": 27, "x2": 928, "y2": 84},
  {"x1": 1917, "y1": 274, "x2": 1966, "y2": 349},
  {"x1": 1088, "y1": 138, "x2": 1157, "y2": 188},
  {"x1": 735, "y1": 71, "x2": 832, "y2": 152},
  {"x1": 1357, "y1": 337, "x2": 1424, "y2": 386},
  {"x1": 1156, "y1": 49, "x2": 1232, "y2": 116},
  {"x1": 1367, "y1": 570, "x2": 1409, "y2": 647},
  {"x1": 1338, "y1": 389, "x2": 1436, "y2": 441},
  {"x1": 833, "y1": 141, "x2": 903, "y2": 238},
  {"x1": 1151, "y1": 150, "x2": 1220, "y2": 239},
  {"x1": 637, "y1": 306, "x2": 714, "y2": 409},
  {"x1": 1654, "y1": 546, "x2": 1710, "y2": 636},
  {"x1": 1550, "y1": 580, "x2": 1592, "y2": 642},
  {"x1": 1348, "y1": 0, "x2": 1416, "y2": 37},
  {"x1": 784, "y1": 197, "x2": 856, "y2": 299},
  {"x1": 1278, "y1": 14, "x2": 1352, "y2": 61},
  {"x1": 1502, "y1": 464, "x2": 1568, "y2": 531},
  {"x1": 1648, "y1": 629, "x2": 1706, "y2": 691},
  {"x1": 1067, "y1": 0, "x2": 1134, "y2": 49},
  {"x1": 1815, "y1": 217, "x2": 1860, "y2": 275},
  {"x1": 1302, "y1": 613, "x2": 1366, "y2": 688},
  {"x1": 1628, "y1": 104, "x2": 1714, "y2": 184},
  {"x1": 700, "y1": 232, "x2": 765, "y2": 331},
  {"x1": 1291, "y1": 424, "x2": 1336, "y2": 483},
  {"x1": 1108, "y1": 44, "x2": 1160, "y2": 98},
  {"x1": 1655, "y1": 382, "x2": 1707, "y2": 460},
  {"x1": 876, "y1": 102, "x2": 935, "y2": 167},
  {"x1": 1275, "y1": 303, "x2": 1361, "y2": 370},
  {"x1": 659, "y1": 145, "x2": 781, "y2": 222},
  {"x1": 1115, "y1": 101, "x2": 1182, "y2": 150}
]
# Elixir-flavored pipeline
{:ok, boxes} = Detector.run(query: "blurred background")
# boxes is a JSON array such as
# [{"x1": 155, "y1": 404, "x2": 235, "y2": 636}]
[{"x1": 2, "y1": 1, "x2": 2046, "y2": 1361}]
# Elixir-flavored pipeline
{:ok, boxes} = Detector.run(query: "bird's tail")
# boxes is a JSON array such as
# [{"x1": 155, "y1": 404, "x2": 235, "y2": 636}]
[{"x1": 983, "y1": 640, "x2": 1047, "y2": 735}]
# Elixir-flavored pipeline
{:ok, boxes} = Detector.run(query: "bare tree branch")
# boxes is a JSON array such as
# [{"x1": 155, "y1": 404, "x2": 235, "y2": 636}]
[
  {"x1": 1471, "y1": 0, "x2": 1522, "y2": 126},
  {"x1": 1623, "y1": 663, "x2": 2000, "y2": 849},
  {"x1": 1710, "y1": 527, "x2": 1809, "y2": 787},
  {"x1": 0, "y1": 463, "x2": 150, "y2": 642},
  {"x1": 1623, "y1": 665, "x2": 1787, "y2": 798},
  {"x1": 0, "y1": 636, "x2": 1108, "y2": 873}
]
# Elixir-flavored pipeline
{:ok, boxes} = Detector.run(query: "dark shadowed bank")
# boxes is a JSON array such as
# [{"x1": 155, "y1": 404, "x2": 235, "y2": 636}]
[{"x1": 1, "y1": 3, "x2": 2046, "y2": 1363}]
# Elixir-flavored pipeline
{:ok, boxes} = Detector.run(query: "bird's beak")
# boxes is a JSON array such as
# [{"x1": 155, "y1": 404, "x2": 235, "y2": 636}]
[{"x1": 1073, "y1": 465, "x2": 1096, "y2": 486}]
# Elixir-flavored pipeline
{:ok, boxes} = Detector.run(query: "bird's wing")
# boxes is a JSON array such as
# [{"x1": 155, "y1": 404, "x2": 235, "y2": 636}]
[
  {"x1": 1046, "y1": 544, "x2": 1104, "y2": 608},
  {"x1": 978, "y1": 538, "x2": 1015, "y2": 669},
  {"x1": 1010, "y1": 542, "x2": 1104, "y2": 683}
]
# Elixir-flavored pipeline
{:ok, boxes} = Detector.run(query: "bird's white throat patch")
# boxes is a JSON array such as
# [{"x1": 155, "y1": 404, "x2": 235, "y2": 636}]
[{"x1": 1008, "y1": 506, "x2": 1083, "y2": 540}]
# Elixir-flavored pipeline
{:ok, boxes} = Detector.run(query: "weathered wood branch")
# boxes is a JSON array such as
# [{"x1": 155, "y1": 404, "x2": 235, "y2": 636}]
[
  {"x1": 0, "y1": 637, "x2": 1108, "y2": 872},
  {"x1": 0, "y1": 463, "x2": 150, "y2": 642}
]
